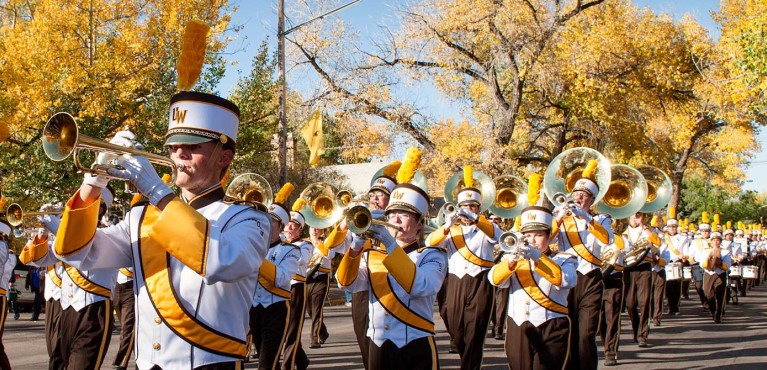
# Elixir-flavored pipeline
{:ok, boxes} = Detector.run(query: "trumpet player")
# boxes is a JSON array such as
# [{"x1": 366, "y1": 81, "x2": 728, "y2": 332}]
[
  {"x1": 488, "y1": 206, "x2": 577, "y2": 370},
  {"x1": 624, "y1": 212, "x2": 661, "y2": 348},
  {"x1": 696, "y1": 232, "x2": 731, "y2": 323},
  {"x1": 426, "y1": 167, "x2": 502, "y2": 370},
  {"x1": 306, "y1": 225, "x2": 347, "y2": 349},
  {"x1": 552, "y1": 176, "x2": 613, "y2": 370},
  {"x1": 337, "y1": 182, "x2": 447, "y2": 370},
  {"x1": 663, "y1": 215, "x2": 690, "y2": 316}
]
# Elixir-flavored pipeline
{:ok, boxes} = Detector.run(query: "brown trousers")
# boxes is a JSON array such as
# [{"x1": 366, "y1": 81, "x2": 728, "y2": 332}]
[
  {"x1": 45, "y1": 298, "x2": 64, "y2": 370},
  {"x1": 148, "y1": 362, "x2": 243, "y2": 370},
  {"x1": 651, "y1": 269, "x2": 666, "y2": 323},
  {"x1": 565, "y1": 269, "x2": 603, "y2": 370},
  {"x1": 368, "y1": 336, "x2": 439, "y2": 370},
  {"x1": 249, "y1": 301, "x2": 290, "y2": 370},
  {"x1": 112, "y1": 280, "x2": 135, "y2": 368},
  {"x1": 665, "y1": 274, "x2": 683, "y2": 314},
  {"x1": 0, "y1": 297, "x2": 10, "y2": 370},
  {"x1": 351, "y1": 290, "x2": 370, "y2": 368},
  {"x1": 505, "y1": 316, "x2": 570, "y2": 370},
  {"x1": 58, "y1": 299, "x2": 113, "y2": 369},
  {"x1": 490, "y1": 286, "x2": 509, "y2": 336},
  {"x1": 625, "y1": 265, "x2": 652, "y2": 341},
  {"x1": 305, "y1": 273, "x2": 330, "y2": 345},
  {"x1": 445, "y1": 271, "x2": 494, "y2": 370},
  {"x1": 281, "y1": 283, "x2": 308, "y2": 370},
  {"x1": 704, "y1": 272, "x2": 727, "y2": 322},
  {"x1": 599, "y1": 272, "x2": 623, "y2": 360}
]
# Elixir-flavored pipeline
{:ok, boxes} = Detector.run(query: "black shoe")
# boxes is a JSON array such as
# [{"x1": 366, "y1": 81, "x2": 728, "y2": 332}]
[
  {"x1": 494, "y1": 333, "x2": 504, "y2": 340},
  {"x1": 319, "y1": 333, "x2": 329, "y2": 344},
  {"x1": 604, "y1": 358, "x2": 618, "y2": 366},
  {"x1": 309, "y1": 342, "x2": 321, "y2": 349},
  {"x1": 448, "y1": 346, "x2": 458, "y2": 354},
  {"x1": 638, "y1": 339, "x2": 649, "y2": 348},
  {"x1": 671, "y1": 311, "x2": 680, "y2": 316}
]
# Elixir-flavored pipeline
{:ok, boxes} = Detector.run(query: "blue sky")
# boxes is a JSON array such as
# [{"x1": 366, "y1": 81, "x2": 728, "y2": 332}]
[{"x1": 218, "y1": 0, "x2": 766, "y2": 193}]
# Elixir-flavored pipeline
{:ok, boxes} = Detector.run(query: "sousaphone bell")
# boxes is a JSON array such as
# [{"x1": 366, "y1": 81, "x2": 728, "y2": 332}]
[
  {"x1": 443, "y1": 169, "x2": 496, "y2": 212},
  {"x1": 543, "y1": 147, "x2": 611, "y2": 205},
  {"x1": 489, "y1": 175, "x2": 528, "y2": 219},
  {"x1": 225, "y1": 173, "x2": 273, "y2": 207},
  {"x1": 637, "y1": 165, "x2": 672, "y2": 213},
  {"x1": 299, "y1": 182, "x2": 351, "y2": 229},
  {"x1": 596, "y1": 164, "x2": 648, "y2": 219}
]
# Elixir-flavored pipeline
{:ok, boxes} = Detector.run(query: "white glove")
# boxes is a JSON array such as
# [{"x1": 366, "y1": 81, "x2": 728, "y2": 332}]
[
  {"x1": 523, "y1": 246, "x2": 542, "y2": 262},
  {"x1": 443, "y1": 211, "x2": 457, "y2": 228},
  {"x1": 108, "y1": 155, "x2": 174, "y2": 206},
  {"x1": 370, "y1": 209, "x2": 385, "y2": 220},
  {"x1": 571, "y1": 207, "x2": 593, "y2": 223},
  {"x1": 367, "y1": 224, "x2": 397, "y2": 253},
  {"x1": 83, "y1": 130, "x2": 140, "y2": 188},
  {"x1": 458, "y1": 208, "x2": 478, "y2": 223},
  {"x1": 37, "y1": 227, "x2": 47, "y2": 239},
  {"x1": 37, "y1": 214, "x2": 61, "y2": 234},
  {"x1": 351, "y1": 234, "x2": 367, "y2": 252}
]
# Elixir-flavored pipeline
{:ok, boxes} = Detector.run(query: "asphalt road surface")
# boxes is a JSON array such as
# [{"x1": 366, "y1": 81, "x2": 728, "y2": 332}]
[{"x1": 4, "y1": 281, "x2": 767, "y2": 369}]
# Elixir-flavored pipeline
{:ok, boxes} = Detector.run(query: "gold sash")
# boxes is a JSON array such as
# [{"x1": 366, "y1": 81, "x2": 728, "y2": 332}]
[
  {"x1": 451, "y1": 227, "x2": 494, "y2": 268},
  {"x1": 48, "y1": 264, "x2": 62, "y2": 287},
  {"x1": 64, "y1": 265, "x2": 111, "y2": 298},
  {"x1": 665, "y1": 235, "x2": 682, "y2": 257},
  {"x1": 516, "y1": 261, "x2": 568, "y2": 314},
  {"x1": 563, "y1": 217, "x2": 601, "y2": 266},
  {"x1": 367, "y1": 250, "x2": 434, "y2": 334},
  {"x1": 139, "y1": 206, "x2": 247, "y2": 357},
  {"x1": 119, "y1": 268, "x2": 134, "y2": 279}
]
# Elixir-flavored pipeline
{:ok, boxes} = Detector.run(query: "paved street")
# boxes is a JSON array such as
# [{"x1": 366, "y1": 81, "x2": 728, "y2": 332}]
[{"x1": 4, "y1": 282, "x2": 767, "y2": 369}]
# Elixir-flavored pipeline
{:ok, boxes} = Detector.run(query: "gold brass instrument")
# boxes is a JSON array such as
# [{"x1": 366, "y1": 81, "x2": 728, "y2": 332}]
[
  {"x1": 495, "y1": 231, "x2": 528, "y2": 262},
  {"x1": 637, "y1": 165, "x2": 672, "y2": 213},
  {"x1": 596, "y1": 164, "x2": 648, "y2": 219},
  {"x1": 543, "y1": 147, "x2": 611, "y2": 205},
  {"x1": 6, "y1": 203, "x2": 63, "y2": 227},
  {"x1": 225, "y1": 173, "x2": 273, "y2": 207},
  {"x1": 624, "y1": 237, "x2": 652, "y2": 269},
  {"x1": 42, "y1": 112, "x2": 177, "y2": 181},
  {"x1": 346, "y1": 205, "x2": 401, "y2": 236},
  {"x1": 489, "y1": 175, "x2": 528, "y2": 219},
  {"x1": 600, "y1": 244, "x2": 621, "y2": 275},
  {"x1": 444, "y1": 169, "x2": 496, "y2": 212},
  {"x1": 299, "y1": 182, "x2": 350, "y2": 229},
  {"x1": 436, "y1": 202, "x2": 457, "y2": 227},
  {"x1": 550, "y1": 192, "x2": 576, "y2": 216}
]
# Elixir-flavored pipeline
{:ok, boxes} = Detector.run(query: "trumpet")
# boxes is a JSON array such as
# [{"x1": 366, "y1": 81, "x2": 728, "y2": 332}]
[
  {"x1": 42, "y1": 112, "x2": 177, "y2": 183},
  {"x1": 7, "y1": 203, "x2": 62, "y2": 227},
  {"x1": 550, "y1": 192, "x2": 576, "y2": 216},
  {"x1": 346, "y1": 205, "x2": 401, "y2": 236},
  {"x1": 497, "y1": 231, "x2": 529, "y2": 261}
]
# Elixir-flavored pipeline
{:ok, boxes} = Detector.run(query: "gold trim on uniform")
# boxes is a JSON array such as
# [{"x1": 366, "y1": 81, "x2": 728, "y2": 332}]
[
  {"x1": 515, "y1": 260, "x2": 568, "y2": 315},
  {"x1": 367, "y1": 250, "x2": 435, "y2": 334},
  {"x1": 563, "y1": 217, "x2": 601, "y2": 267},
  {"x1": 382, "y1": 247, "x2": 416, "y2": 294},
  {"x1": 48, "y1": 264, "x2": 63, "y2": 287},
  {"x1": 451, "y1": 227, "x2": 494, "y2": 268},
  {"x1": 119, "y1": 268, "x2": 134, "y2": 278},
  {"x1": 94, "y1": 299, "x2": 113, "y2": 368},
  {"x1": 475, "y1": 215, "x2": 497, "y2": 239},
  {"x1": 534, "y1": 255, "x2": 564, "y2": 286},
  {"x1": 148, "y1": 198, "x2": 211, "y2": 276},
  {"x1": 65, "y1": 265, "x2": 112, "y2": 298},
  {"x1": 55, "y1": 191, "x2": 101, "y2": 257},
  {"x1": 139, "y1": 206, "x2": 247, "y2": 357},
  {"x1": 258, "y1": 261, "x2": 292, "y2": 299}
]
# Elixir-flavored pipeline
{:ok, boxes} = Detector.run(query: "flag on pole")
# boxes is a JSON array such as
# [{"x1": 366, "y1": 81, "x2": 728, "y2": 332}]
[{"x1": 300, "y1": 109, "x2": 324, "y2": 167}]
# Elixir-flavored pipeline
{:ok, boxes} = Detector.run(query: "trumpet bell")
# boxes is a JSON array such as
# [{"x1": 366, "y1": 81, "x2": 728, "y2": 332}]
[
  {"x1": 543, "y1": 147, "x2": 611, "y2": 204},
  {"x1": 444, "y1": 169, "x2": 496, "y2": 212},
  {"x1": 489, "y1": 175, "x2": 528, "y2": 219},
  {"x1": 637, "y1": 166, "x2": 672, "y2": 213},
  {"x1": 225, "y1": 173, "x2": 273, "y2": 206},
  {"x1": 300, "y1": 182, "x2": 345, "y2": 229},
  {"x1": 499, "y1": 231, "x2": 520, "y2": 253},
  {"x1": 436, "y1": 202, "x2": 457, "y2": 227},
  {"x1": 596, "y1": 164, "x2": 648, "y2": 219},
  {"x1": 346, "y1": 205, "x2": 372, "y2": 235},
  {"x1": 337, "y1": 190, "x2": 354, "y2": 208}
]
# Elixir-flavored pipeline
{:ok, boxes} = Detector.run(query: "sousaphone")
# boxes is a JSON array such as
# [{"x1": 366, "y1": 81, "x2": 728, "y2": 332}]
[
  {"x1": 299, "y1": 182, "x2": 349, "y2": 229},
  {"x1": 370, "y1": 165, "x2": 429, "y2": 194},
  {"x1": 596, "y1": 164, "x2": 648, "y2": 219},
  {"x1": 443, "y1": 169, "x2": 496, "y2": 212},
  {"x1": 489, "y1": 175, "x2": 528, "y2": 219},
  {"x1": 225, "y1": 173, "x2": 273, "y2": 206},
  {"x1": 543, "y1": 147, "x2": 611, "y2": 205},
  {"x1": 637, "y1": 165, "x2": 672, "y2": 213}
]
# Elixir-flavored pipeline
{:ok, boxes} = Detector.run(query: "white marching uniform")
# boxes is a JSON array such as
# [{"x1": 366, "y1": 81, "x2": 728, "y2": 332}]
[
  {"x1": 253, "y1": 241, "x2": 300, "y2": 307},
  {"x1": 0, "y1": 248, "x2": 13, "y2": 295},
  {"x1": 695, "y1": 247, "x2": 732, "y2": 276},
  {"x1": 427, "y1": 221, "x2": 502, "y2": 278},
  {"x1": 337, "y1": 242, "x2": 448, "y2": 348},
  {"x1": 53, "y1": 187, "x2": 270, "y2": 369},
  {"x1": 291, "y1": 240, "x2": 315, "y2": 286},
  {"x1": 553, "y1": 214, "x2": 613, "y2": 274},
  {"x1": 663, "y1": 234, "x2": 690, "y2": 262}
]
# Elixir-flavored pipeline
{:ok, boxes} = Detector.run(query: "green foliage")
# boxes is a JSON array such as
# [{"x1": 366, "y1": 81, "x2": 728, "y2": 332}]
[{"x1": 680, "y1": 176, "x2": 762, "y2": 225}]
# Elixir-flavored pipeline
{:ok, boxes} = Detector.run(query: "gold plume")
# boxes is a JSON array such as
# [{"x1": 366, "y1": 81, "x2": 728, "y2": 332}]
[
  {"x1": 513, "y1": 216, "x2": 521, "y2": 231},
  {"x1": 176, "y1": 20, "x2": 210, "y2": 91},
  {"x1": 727, "y1": 220, "x2": 732, "y2": 230},
  {"x1": 382, "y1": 161, "x2": 401, "y2": 178},
  {"x1": 396, "y1": 147, "x2": 422, "y2": 184},
  {"x1": 714, "y1": 213, "x2": 720, "y2": 225},
  {"x1": 527, "y1": 173, "x2": 542, "y2": 206},
  {"x1": 581, "y1": 159, "x2": 598, "y2": 179},
  {"x1": 650, "y1": 215, "x2": 659, "y2": 227},
  {"x1": 689, "y1": 223, "x2": 696, "y2": 232},
  {"x1": 463, "y1": 166, "x2": 474, "y2": 188},
  {"x1": 292, "y1": 198, "x2": 306, "y2": 212},
  {"x1": 274, "y1": 183, "x2": 294, "y2": 204},
  {"x1": 162, "y1": 173, "x2": 172, "y2": 185},
  {"x1": 0, "y1": 195, "x2": 6, "y2": 211},
  {"x1": 701, "y1": 211, "x2": 710, "y2": 224},
  {"x1": 668, "y1": 206, "x2": 676, "y2": 220}
]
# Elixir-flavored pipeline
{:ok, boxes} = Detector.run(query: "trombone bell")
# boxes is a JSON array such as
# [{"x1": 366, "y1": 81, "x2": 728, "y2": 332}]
[{"x1": 6, "y1": 203, "x2": 63, "y2": 227}]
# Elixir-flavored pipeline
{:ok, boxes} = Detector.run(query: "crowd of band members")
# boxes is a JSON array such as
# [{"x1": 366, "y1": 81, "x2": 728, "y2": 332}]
[{"x1": 1, "y1": 89, "x2": 767, "y2": 370}]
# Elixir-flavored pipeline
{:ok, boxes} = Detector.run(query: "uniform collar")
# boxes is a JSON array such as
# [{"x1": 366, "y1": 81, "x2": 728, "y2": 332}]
[
  {"x1": 269, "y1": 240, "x2": 281, "y2": 250},
  {"x1": 184, "y1": 184, "x2": 225, "y2": 209},
  {"x1": 402, "y1": 240, "x2": 420, "y2": 254}
]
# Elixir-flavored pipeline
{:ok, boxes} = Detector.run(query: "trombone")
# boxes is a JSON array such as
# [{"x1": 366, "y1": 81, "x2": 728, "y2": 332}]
[
  {"x1": 42, "y1": 112, "x2": 177, "y2": 182},
  {"x1": 6, "y1": 203, "x2": 62, "y2": 227}
]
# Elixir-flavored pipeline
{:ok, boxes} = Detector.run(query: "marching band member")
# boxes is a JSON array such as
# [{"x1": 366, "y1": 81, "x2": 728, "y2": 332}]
[
  {"x1": 426, "y1": 166, "x2": 502, "y2": 370},
  {"x1": 551, "y1": 163, "x2": 613, "y2": 370},
  {"x1": 21, "y1": 188, "x2": 118, "y2": 369},
  {"x1": 51, "y1": 90, "x2": 271, "y2": 369},
  {"x1": 489, "y1": 183, "x2": 577, "y2": 370},
  {"x1": 600, "y1": 220, "x2": 627, "y2": 366},
  {"x1": 337, "y1": 177, "x2": 447, "y2": 370},
  {"x1": 649, "y1": 215, "x2": 668, "y2": 327},
  {"x1": 690, "y1": 215, "x2": 713, "y2": 310},
  {"x1": 281, "y1": 199, "x2": 314, "y2": 370},
  {"x1": 663, "y1": 210, "x2": 690, "y2": 316},
  {"x1": 696, "y1": 232, "x2": 731, "y2": 322},
  {"x1": 250, "y1": 184, "x2": 301, "y2": 370},
  {"x1": 0, "y1": 217, "x2": 13, "y2": 369},
  {"x1": 733, "y1": 228, "x2": 749, "y2": 297},
  {"x1": 489, "y1": 213, "x2": 510, "y2": 341},
  {"x1": 305, "y1": 225, "x2": 346, "y2": 349},
  {"x1": 623, "y1": 211, "x2": 661, "y2": 348}
]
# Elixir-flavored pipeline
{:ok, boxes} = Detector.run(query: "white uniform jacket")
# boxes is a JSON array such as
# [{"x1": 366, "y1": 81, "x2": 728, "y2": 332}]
[
  {"x1": 488, "y1": 250, "x2": 578, "y2": 326},
  {"x1": 253, "y1": 241, "x2": 300, "y2": 307},
  {"x1": 690, "y1": 238, "x2": 712, "y2": 265},
  {"x1": 607, "y1": 235, "x2": 628, "y2": 275},
  {"x1": 664, "y1": 233, "x2": 690, "y2": 263},
  {"x1": 426, "y1": 215, "x2": 502, "y2": 279},
  {"x1": 290, "y1": 239, "x2": 314, "y2": 286},
  {"x1": 624, "y1": 225, "x2": 662, "y2": 268},
  {"x1": 45, "y1": 263, "x2": 64, "y2": 301},
  {"x1": 117, "y1": 267, "x2": 134, "y2": 285},
  {"x1": 337, "y1": 241, "x2": 448, "y2": 348},
  {"x1": 553, "y1": 214, "x2": 613, "y2": 275},
  {"x1": 695, "y1": 246, "x2": 731, "y2": 276},
  {"x1": 52, "y1": 186, "x2": 271, "y2": 370},
  {"x1": 0, "y1": 246, "x2": 12, "y2": 295}
]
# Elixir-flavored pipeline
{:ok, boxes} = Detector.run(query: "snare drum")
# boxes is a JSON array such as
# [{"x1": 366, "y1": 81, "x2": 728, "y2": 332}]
[
  {"x1": 743, "y1": 266, "x2": 759, "y2": 280},
  {"x1": 729, "y1": 265, "x2": 742, "y2": 278},
  {"x1": 665, "y1": 262, "x2": 683, "y2": 281},
  {"x1": 683, "y1": 267, "x2": 692, "y2": 281},
  {"x1": 691, "y1": 265, "x2": 704, "y2": 282}
]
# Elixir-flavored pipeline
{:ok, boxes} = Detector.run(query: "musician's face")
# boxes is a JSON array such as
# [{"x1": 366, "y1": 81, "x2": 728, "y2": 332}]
[
  {"x1": 523, "y1": 230, "x2": 550, "y2": 253},
  {"x1": 667, "y1": 225, "x2": 678, "y2": 235},
  {"x1": 629, "y1": 213, "x2": 643, "y2": 227},
  {"x1": 702, "y1": 230, "x2": 711, "y2": 239},
  {"x1": 572, "y1": 190, "x2": 593, "y2": 210},
  {"x1": 368, "y1": 191, "x2": 389, "y2": 211},
  {"x1": 459, "y1": 203, "x2": 480, "y2": 225},
  {"x1": 724, "y1": 234, "x2": 733, "y2": 241},
  {"x1": 168, "y1": 141, "x2": 233, "y2": 195},
  {"x1": 712, "y1": 238, "x2": 722, "y2": 247},
  {"x1": 284, "y1": 221, "x2": 302, "y2": 241},
  {"x1": 309, "y1": 227, "x2": 324, "y2": 239},
  {"x1": 386, "y1": 210, "x2": 422, "y2": 242}
]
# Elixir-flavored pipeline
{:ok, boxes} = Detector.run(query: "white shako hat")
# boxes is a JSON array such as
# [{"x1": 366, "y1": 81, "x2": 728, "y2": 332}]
[
  {"x1": 667, "y1": 218, "x2": 679, "y2": 226},
  {"x1": 268, "y1": 203, "x2": 290, "y2": 227},
  {"x1": 519, "y1": 206, "x2": 553, "y2": 233},
  {"x1": 699, "y1": 223, "x2": 712, "y2": 231},
  {"x1": 457, "y1": 187, "x2": 481, "y2": 206},
  {"x1": 724, "y1": 229, "x2": 734, "y2": 236},
  {"x1": 385, "y1": 183, "x2": 430, "y2": 218},
  {"x1": 573, "y1": 177, "x2": 598, "y2": 197},
  {"x1": 369, "y1": 176, "x2": 397, "y2": 195},
  {"x1": 735, "y1": 229, "x2": 745, "y2": 236},
  {"x1": 711, "y1": 231, "x2": 723, "y2": 240},
  {"x1": 165, "y1": 91, "x2": 240, "y2": 147},
  {"x1": 290, "y1": 211, "x2": 306, "y2": 228}
]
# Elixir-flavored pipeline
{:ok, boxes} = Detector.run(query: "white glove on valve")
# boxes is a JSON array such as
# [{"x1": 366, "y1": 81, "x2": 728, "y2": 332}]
[
  {"x1": 571, "y1": 207, "x2": 593, "y2": 223},
  {"x1": 108, "y1": 155, "x2": 174, "y2": 206}
]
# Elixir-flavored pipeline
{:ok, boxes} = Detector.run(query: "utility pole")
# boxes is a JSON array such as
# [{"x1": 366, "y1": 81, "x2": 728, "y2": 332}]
[{"x1": 275, "y1": 0, "x2": 362, "y2": 186}]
